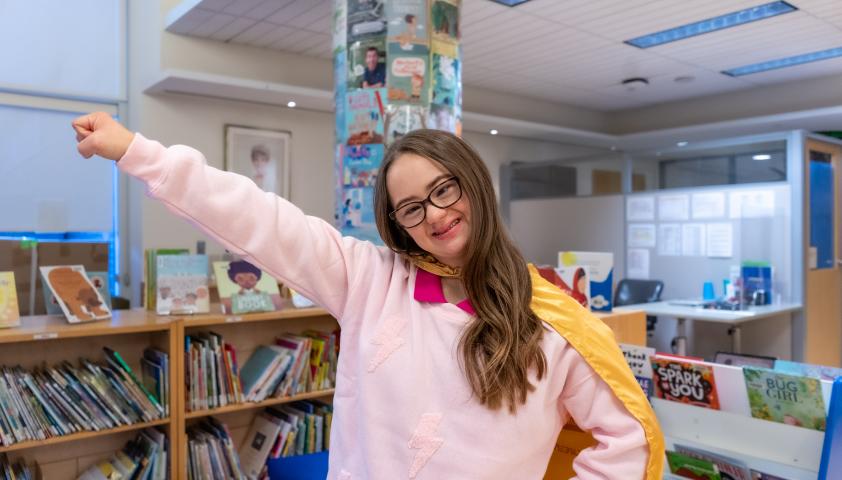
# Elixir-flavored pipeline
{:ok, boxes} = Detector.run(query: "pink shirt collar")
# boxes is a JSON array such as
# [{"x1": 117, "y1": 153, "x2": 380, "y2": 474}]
[{"x1": 414, "y1": 268, "x2": 476, "y2": 315}]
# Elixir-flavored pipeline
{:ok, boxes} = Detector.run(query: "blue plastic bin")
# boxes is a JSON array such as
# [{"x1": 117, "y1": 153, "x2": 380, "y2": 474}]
[{"x1": 268, "y1": 451, "x2": 330, "y2": 480}]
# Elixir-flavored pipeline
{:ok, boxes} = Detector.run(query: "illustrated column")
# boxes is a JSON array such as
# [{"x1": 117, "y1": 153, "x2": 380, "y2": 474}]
[{"x1": 333, "y1": 0, "x2": 463, "y2": 242}]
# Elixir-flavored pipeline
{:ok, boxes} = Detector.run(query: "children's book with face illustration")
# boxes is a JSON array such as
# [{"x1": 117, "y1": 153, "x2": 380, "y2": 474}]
[
  {"x1": 213, "y1": 260, "x2": 283, "y2": 314},
  {"x1": 40, "y1": 265, "x2": 111, "y2": 323}
]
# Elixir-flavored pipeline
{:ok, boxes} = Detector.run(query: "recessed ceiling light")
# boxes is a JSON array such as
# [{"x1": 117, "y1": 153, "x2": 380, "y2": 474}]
[
  {"x1": 722, "y1": 46, "x2": 842, "y2": 77},
  {"x1": 287, "y1": 101, "x2": 296, "y2": 108},
  {"x1": 487, "y1": 0, "x2": 533, "y2": 6},
  {"x1": 674, "y1": 75, "x2": 695, "y2": 84},
  {"x1": 753, "y1": 154, "x2": 772, "y2": 161},
  {"x1": 625, "y1": 1, "x2": 797, "y2": 49},
  {"x1": 677, "y1": 141, "x2": 689, "y2": 147},
  {"x1": 489, "y1": 129, "x2": 499, "y2": 135}
]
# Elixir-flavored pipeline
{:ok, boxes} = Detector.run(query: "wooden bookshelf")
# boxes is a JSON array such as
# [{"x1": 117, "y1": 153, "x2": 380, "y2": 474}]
[
  {"x1": 177, "y1": 306, "x2": 339, "y2": 479},
  {"x1": 0, "y1": 305, "x2": 337, "y2": 478},
  {"x1": 185, "y1": 389, "x2": 336, "y2": 419},
  {"x1": 0, "y1": 418, "x2": 171, "y2": 454},
  {"x1": 0, "y1": 309, "x2": 169, "y2": 345},
  {"x1": 0, "y1": 308, "x2": 179, "y2": 480},
  {"x1": 180, "y1": 305, "x2": 332, "y2": 328}
]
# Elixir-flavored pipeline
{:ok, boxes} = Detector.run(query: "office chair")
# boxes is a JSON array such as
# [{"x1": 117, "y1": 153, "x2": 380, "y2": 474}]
[{"x1": 613, "y1": 279, "x2": 664, "y2": 337}]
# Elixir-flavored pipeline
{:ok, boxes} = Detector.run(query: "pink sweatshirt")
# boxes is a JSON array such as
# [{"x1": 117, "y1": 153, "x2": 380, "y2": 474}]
[{"x1": 119, "y1": 134, "x2": 649, "y2": 479}]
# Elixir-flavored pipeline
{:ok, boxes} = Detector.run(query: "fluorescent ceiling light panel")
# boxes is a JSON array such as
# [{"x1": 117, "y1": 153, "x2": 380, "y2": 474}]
[
  {"x1": 625, "y1": 1, "x2": 797, "y2": 48},
  {"x1": 487, "y1": 0, "x2": 532, "y2": 6},
  {"x1": 722, "y1": 46, "x2": 842, "y2": 76}
]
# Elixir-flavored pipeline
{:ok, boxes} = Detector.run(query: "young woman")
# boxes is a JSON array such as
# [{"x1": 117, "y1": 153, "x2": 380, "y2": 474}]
[{"x1": 73, "y1": 112, "x2": 663, "y2": 479}]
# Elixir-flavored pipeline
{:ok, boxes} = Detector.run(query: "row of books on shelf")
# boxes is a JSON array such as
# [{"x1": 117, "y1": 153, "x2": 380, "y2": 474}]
[
  {"x1": 0, "y1": 347, "x2": 168, "y2": 447},
  {"x1": 189, "y1": 401, "x2": 332, "y2": 480},
  {"x1": 78, "y1": 427, "x2": 168, "y2": 480},
  {"x1": 621, "y1": 344, "x2": 839, "y2": 432},
  {"x1": 0, "y1": 453, "x2": 33, "y2": 480},
  {"x1": 186, "y1": 330, "x2": 338, "y2": 412},
  {"x1": 145, "y1": 249, "x2": 315, "y2": 317}
]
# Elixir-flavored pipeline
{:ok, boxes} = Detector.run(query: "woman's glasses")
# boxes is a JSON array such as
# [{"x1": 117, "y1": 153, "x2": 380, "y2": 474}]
[{"x1": 389, "y1": 177, "x2": 462, "y2": 228}]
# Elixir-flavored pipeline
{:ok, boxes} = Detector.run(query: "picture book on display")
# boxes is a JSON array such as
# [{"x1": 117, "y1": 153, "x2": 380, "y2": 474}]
[
  {"x1": 558, "y1": 251, "x2": 613, "y2": 312},
  {"x1": 345, "y1": 89, "x2": 385, "y2": 145},
  {"x1": 714, "y1": 351, "x2": 776, "y2": 369},
  {"x1": 156, "y1": 254, "x2": 209, "y2": 315},
  {"x1": 213, "y1": 260, "x2": 283, "y2": 314},
  {"x1": 675, "y1": 444, "x2": 751, "y2": 480},
  {"x1": 666, "y1": 451, "x2": 721, "y2": 480},
  {"x1": 0, "y1": 272, "x2": 19, "y2": 328},
  {"x1": 535, "y1": 266, "x2": 591, "y2": 309},
  {"x1": 651, "y1": 353, "x2": 720, "y2": 409},
  {"x1": 743, "y1": 367, "x2": 826, "y2": 431},
  {"x1": 43, "y1": 270, "x2": 111, "y2": 316},
  {"x1": 774, "y1": 359, "x2": 842, "y2": 382},
  {"x1": 143, "y1": 248, "x2": 189, "y2": 311},
  {"x1": 39, "y1": 265, "x2": 111, "y2": 323},
  {"x1": 620, "y1": 343, "x2": 655, "y2": 397}
]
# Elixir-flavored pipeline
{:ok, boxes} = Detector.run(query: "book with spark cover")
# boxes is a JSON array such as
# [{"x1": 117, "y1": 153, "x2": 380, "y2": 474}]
[{"x1": 651, "y1": 353, "x2": 720, "y2": 409}]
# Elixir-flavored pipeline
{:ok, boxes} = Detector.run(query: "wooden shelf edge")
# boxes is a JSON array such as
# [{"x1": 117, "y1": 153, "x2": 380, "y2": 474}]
[
  {"x1": 0, "y1": 418, "x2": 171, "y2": 453},
  {"x1": 182, "y1": 307, "x2": 333, "y2": 328},
  {"x1": 185, "y1": 389, "x2": 335, "y2": 419}
]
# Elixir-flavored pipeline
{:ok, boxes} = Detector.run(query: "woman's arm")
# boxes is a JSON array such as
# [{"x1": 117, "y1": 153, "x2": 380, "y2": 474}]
[
  {"x1": 559, "y1": 357, "x2": 651, "y2": 479},
  {"x1": 73, "y1": 113, "x2": 386, "y2": 320}
]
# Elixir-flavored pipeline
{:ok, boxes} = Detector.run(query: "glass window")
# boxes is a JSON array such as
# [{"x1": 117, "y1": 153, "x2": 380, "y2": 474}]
[
  {"x1": 0, "y1": 105, "x2": 116, "y2": 232},
  {"x1": 634, "y1": 140, "x2": 787, "y2": 191},
  {"x1": 0, "y1": 1, "x2": 124, "y2": 99}
]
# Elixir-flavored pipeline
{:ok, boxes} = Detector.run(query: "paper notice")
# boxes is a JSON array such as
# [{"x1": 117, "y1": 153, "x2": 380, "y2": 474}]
[
  {"x1": 658, "y1": 194, "x2": 689, "y2": 221},
  {"x1": 657, "y1": 224, "x2": 682, "y2": 256},
  {"x1": 628, "y1": 224, "x2": 656, "y2": 248},
  {"x1": 692, "y1": 192, "x2": 725, "y2": 219},
  {"x1": 681, "y1": 223, "x2": 706, "y2": 256},
  {"x1": 707, "y1": 223, "x2": 733, "y2": 258},
  {"x1": 729, "y1": 190, "x2": 775, "y2": 218},
  {"x1": 627, "y1": 249, "x2": 650, "y2": 279},
  {"x1": 627, "y1": 196, "x2": 655, "y2": 221}
]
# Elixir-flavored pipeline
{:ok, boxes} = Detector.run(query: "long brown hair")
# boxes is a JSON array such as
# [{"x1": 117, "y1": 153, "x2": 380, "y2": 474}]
[{"x1": 374, "y1": 129, "x2": 547, "y2": 412}]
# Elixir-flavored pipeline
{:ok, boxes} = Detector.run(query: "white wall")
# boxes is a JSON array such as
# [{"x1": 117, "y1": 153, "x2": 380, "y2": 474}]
[
  {"x1": 508, "y1": 195, "x2": 625, "y2": 274},
  {"x1": 462, "y1": 131, "x2": 608, "y2": 194}
]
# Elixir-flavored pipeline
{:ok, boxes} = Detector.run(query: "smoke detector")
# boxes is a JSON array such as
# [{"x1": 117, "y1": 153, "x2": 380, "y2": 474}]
[{"x1": 621, "y1": 77, "x2": 649, "y2": 92}]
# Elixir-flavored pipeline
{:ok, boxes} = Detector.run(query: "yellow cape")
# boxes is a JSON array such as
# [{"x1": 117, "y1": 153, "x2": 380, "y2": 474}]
[{"x1": 409, "y1": 256, "x2": 664, "y2": 478}]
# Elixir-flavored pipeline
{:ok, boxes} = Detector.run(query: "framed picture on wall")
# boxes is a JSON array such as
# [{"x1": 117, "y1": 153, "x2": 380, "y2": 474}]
[{"x1": 224, "y1": 125, "x2": 291, "y2": 198}]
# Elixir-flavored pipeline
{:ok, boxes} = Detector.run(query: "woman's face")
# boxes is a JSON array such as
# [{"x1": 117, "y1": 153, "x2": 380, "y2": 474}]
[{"x1": 387, "y1": 153, "x2": 472, "y2": 268}]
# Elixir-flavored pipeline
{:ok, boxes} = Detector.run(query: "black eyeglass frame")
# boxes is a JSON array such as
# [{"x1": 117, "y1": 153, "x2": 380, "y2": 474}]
[{"x1": 388, "y1": 177, "x2": 462, "y2": 228}]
